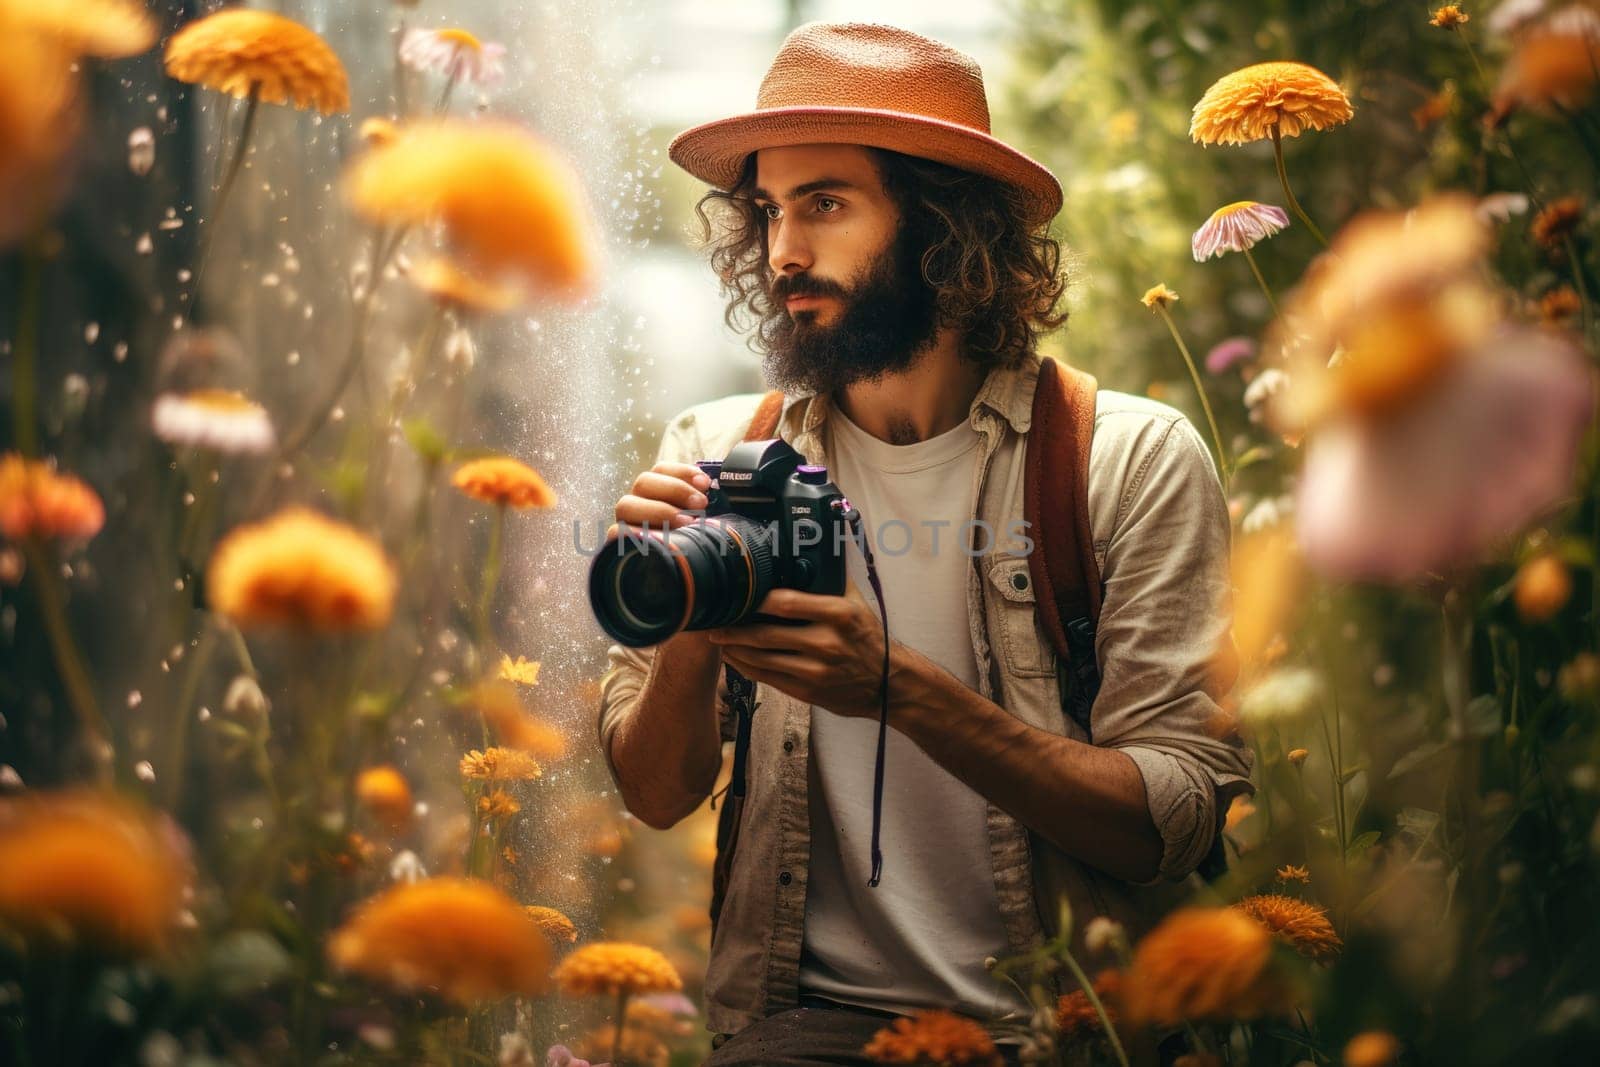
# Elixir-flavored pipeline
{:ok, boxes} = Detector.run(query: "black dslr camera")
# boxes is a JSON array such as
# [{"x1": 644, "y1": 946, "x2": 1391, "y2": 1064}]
[{"x1": 589, "y1": 439, "x2": 850, "y2": 648}]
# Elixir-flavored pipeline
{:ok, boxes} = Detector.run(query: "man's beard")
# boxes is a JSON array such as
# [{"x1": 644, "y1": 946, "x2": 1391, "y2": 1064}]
[{"x1": 760, "y1": 221, "x2": 943, "y2": 397}]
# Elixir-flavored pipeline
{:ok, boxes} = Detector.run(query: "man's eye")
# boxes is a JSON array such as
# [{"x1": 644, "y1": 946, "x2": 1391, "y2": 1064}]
[
  {"x1": 816, "y1": 197, "x2": 839, "y2": 213},
  {"x1": 761, "y1": 204, "x2": 781, "y2": 221}
]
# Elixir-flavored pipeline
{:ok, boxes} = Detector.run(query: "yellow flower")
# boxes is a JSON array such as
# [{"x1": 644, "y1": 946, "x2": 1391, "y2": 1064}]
[
  {"x1": 164, "y1": 9, "x2": 350, "y2": 113},
  {"x1": 524, "y1": 904, "x2": 578, "y2": 944},
  {"x1": 0, "y1": 790, "x2": 190, "y2": 956},
  {"x1": 411, "y1": 255, "x2": 524, "y2": 313},
  {"x1": 1055, "y1": 970, "x2": 1122, "y2": 1037},
  {"x1": 354, "y1": 765, "x2": 413, "y2": 830},
  {"x1": 452, "y1": 456, "x2": 557, "y2": 508},
  {"x1": 551, "y1": 941, "x2": 682, "y2": 998},
  {"x1": 1429, "y1": 6, "x2": 1470, "y2": 29},
  {"x1": 1122, "y1": 907, "x2": 1285, "y2": 1025},
  {"x1": 1344, "y1": 1030, "x2": 1401, "y2": 1067},
  {"x1": 470, "y1": 680, "x2": 568, "y2": 761},
  {"x1": 0, "y1": 0, "x2": 157, "y2": 59},
  {"x1": 343, "y1": 119, "x2": 598, "y2": 295},
  {"x1": 1286, "y1": 748, "x2": 1310, "y2": 767},
  {"x1": 1233, "y1": 893, "x2": 1343, "y2": 963},
  {"x1": 1191, "y1": 61, "x2": 1354, "y2": 146},
  {"x1": 206, "y1": 508, "x2": 397, "y2": 630},
  {"x1": 459, "y1": 746, "x2": 542, "y2": 782},
  {"x1": 0, "y1": 453, "x2": 105, "y2": 542},
  {"x1": 358, "y1": 116, "x2": 399, "y2": 147},
  {"x1": 327, "y1": 877, "x2": 551, "y2": 1004},
  {"x1": 477, "y1": 788, "x2": 521, "y2": 820},
  {"x1": 1514, "y1": 554, "x2": 1572, "y2": 621},
  {"x1": 862, "y1": 1009, "x2": 1002, "y2": 1065},
  {"x1": 1275, "y1": 864, "x2": 1311, "y2": 883},
  {"x1": 1141, "y1": 283, "x2": 1179, "y2": 310},
  {"x1": 499, "y1": 654, "x2": 542, "y2": 687}
]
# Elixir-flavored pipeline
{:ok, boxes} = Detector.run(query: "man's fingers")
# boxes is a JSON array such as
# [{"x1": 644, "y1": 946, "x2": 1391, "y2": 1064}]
[
  {"x1": 757, "y1": 588, "x2": 850, "y2": 622},
  {"x1": 631, "y1": 471, "x2": 710, "y2": 512},
  {"x1": 709, "y1": 622, "x2": 824, "y2": 653},
  {"x1": 614, "y1": 495, "x2": 695, "y2": 530}
]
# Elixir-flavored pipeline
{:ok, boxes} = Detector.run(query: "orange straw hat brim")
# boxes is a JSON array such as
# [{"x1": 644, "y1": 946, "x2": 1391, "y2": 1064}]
[{"x1": 669, "y1": 106, "x2": 1063, "y2": 227}]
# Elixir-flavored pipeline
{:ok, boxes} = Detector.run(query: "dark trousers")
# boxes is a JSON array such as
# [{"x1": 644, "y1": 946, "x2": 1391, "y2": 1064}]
[{"x1": 705, "y1": 999, "x2": 1026, "y2": 1066}]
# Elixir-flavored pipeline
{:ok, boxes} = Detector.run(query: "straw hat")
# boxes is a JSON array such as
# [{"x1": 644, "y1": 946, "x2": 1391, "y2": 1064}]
[{"x1": 668, "y1": 22, "x2": 1062, "y2": 227}]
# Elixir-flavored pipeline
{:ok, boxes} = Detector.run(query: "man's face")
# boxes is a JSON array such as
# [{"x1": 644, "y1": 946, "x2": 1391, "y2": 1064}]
[{"x1": 752, "y1": 144, "x2": 942, "y2": 396}]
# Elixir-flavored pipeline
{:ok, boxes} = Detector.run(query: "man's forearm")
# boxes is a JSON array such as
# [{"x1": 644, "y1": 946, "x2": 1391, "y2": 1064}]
[
  {"x1": 607, "y1": 633, "x2": 726, "y2": 829},
  {"x1": 888, "y1": 644, "x2": 1164, "y2": 883}
]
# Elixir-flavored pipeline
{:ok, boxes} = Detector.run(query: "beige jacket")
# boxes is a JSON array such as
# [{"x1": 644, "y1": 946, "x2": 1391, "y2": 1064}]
[{"x1": 597, "y1": 351, "x2": 1254, "y2": 1039}]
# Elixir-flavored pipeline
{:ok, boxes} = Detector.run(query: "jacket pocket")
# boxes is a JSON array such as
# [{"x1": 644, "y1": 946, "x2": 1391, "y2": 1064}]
[{"x1": 984, "y1": 555, "x2": 1054, "y2": 678}]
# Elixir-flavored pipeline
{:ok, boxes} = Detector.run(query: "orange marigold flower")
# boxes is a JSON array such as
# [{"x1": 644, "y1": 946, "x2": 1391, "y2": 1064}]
[
  {"x1": 459, "y1": 746, "x2": 541, "y2": 782},
  {"x1": 1121, "y1": 907, "x2": 1285, "y2": 1025},
  {"x1": 1344, "y1": 1029, "x2": 1401, "y2": 1067},
  {"x1": 452, "y1": 456, "x2": 557, "y2": 508},
  {"x1": 1429, "y1": 6, "x2": 1470, "y2": 29},
  {"x1": 0, "y1": 29, "x2": 81, "y2": 245},
  {"x1": 1541, "y1": 286, "x2": 1582, "y2": 323},
  {"x1": 1191, "y1": 61, "x2": 1353, "y2": 146},
  {"x1": 343, "y1": 119, "x2": 598, "y2": 295},
  {"x1": 355, "y1": 765, "x2": 413, "y2": 830},
  {"x1": 1531, "y1": 196, "x2": 1584, "y2": 249},
  {"x1": 1055, "y1": 970, "x2": 1122, "y2": 1038},
  {"x1": 0, "y1": 453, "x2": 104, "y2": 542},
  {"x1": 575, "y1": 1024, "x2": 668, "y2": 1067},
  {"x1": 3, "y1": 0, "x2": 157, "y2": 59},
  {"x1": 498, "y1": 654, "x2": 542, "y2": 687},
  {"x1": 164, "y1": 9, "x2": 349, "y2": 112},
  {"x1": 0, "y1": 790, "x2": 191, "y2": 956},
  {"x1": 470, "y1": 680, "x2": 568, "y2": 760},
  {"x1": 411, "y1": 255, "x2": 524, "y2": 313},
  {"x1": 1493, "y1": 28, "x2": 1600, "y2": 119},
  {"x1": 1141, "y1": 283, "x2": 1179, "y2": 310},
  {"x1": 1233, "y1": 893, "x2": 1343, "y2": 963},
  {"x1": 477, "y1": 788, "x2": 521, "y2": 820},
  {"x1": 328, "y1": 877, "x2": 551, "y2": 1004},
  {"x1": 524, "y1": 904, "x2": 578, "y2": 943},
  {"x1": 1275, "y1": 864, "x2": 1312, "y2": 884},
  {"x1": 205, "y1": 508, "x2": 397, "y2": 630},
  {"x1": 552, "y1": 941, "x2": 682, "y2": 998},
  {"x1": 862, "y1": 1009, "x2": 1002, "y2": 1065}
]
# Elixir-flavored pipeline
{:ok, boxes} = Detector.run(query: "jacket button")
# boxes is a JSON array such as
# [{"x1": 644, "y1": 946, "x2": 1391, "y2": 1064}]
[
  {"x1": 778, "y1": 871, "x2": 792, "y2": 886},
  {"x1": 783, "y1": 739, "x2": 794, "y2": 753},
  {"x1": 1011, "y1": 572, "x2": 1029, "y2": 591}
]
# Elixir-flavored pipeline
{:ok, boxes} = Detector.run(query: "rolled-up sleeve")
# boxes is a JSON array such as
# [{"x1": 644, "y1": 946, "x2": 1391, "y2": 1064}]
[
  {"x1": 595, "y1": 408, "x2": 733, "y2": 791},
  {"x1": 1090, "y1": 415, "x2": 1254, "y2": 883}
]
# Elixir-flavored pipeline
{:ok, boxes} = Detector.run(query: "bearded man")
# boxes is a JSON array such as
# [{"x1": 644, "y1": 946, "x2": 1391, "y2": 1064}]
[{"x1": 596, "y1": 21, "x2": 1253, "y2": 1066}]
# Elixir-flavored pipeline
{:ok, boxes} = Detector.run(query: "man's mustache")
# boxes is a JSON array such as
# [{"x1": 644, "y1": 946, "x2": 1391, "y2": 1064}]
[{"x1": 770, "y1": 273, "x2": 848, "y2": 302}]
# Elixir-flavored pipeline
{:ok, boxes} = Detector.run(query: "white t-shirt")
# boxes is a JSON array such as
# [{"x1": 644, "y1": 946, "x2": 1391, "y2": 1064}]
[{"x1": 797, "y1": 405, "x2": 1032, "y2": 1024}]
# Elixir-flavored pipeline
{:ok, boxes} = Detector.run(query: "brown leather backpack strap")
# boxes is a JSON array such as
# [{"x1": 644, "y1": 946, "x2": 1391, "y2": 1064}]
[
  {"x1": 1024, "y1": 357, "x2": 1102, "y2": 664},
  {"x1": 744, "y1": 389, "x2": 785, "y2": 441}
]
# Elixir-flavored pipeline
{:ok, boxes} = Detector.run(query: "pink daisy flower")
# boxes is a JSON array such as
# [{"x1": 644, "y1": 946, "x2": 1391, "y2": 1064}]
[
  {"x1": 1192, "y1": 201, "x2": 1291, "y2": 261},
  {"x1": 399, "y1": 27, "x2": 507, "y2": 88}
]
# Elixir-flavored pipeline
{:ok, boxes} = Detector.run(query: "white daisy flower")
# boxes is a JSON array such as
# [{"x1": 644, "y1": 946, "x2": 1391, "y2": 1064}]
[
  {"x1": 398, "y1": 27, "x2": 507, "y2": 88},
  {"x1": 152, "y1": 389, "x2": 275, "y2": 454},
  {"x1": 1192, "y1": 201, "x2": 1291, "y2": 261}
]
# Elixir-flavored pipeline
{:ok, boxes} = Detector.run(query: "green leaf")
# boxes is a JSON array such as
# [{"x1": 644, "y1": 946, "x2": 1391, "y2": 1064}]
[
  {"x1": 402, "y1": 417, "x2": 448, "y2": 464},
  {"x1": 1396, "y1": 807, "x2": 1440, "y2": 841},
  {"x1": 1389, "y1": 740, "x2": 1449, "y2": 779},
  {"x1": 1346, "y1": 830, "x2": 1381, "y2": 859}
]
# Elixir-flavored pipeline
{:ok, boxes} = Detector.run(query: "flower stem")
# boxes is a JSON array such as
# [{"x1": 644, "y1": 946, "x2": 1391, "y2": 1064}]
[
  {"x1": 436, "y1": 70, "x2": 461, "y2": 114},
  {"x1": 613, "y1": 991, "x2": 631, "y2": 1067},
  {"x1": 477, "y1": 504, "x2": 506, "y2": 650},
  {"x1": 1455, "y1": 26, "x2": 1494, "y2": 101},
  {"x1": 21, "y1": 539, "x2": 110, "y2": 779},
  {"x1": 1271, "y1": 124, "x2": 1328, "y2": 248},
  {"x1": 10, "y1": 243, "x2": 43, "y2": 457},
  {"x1": 191, "y1": 85, "x2": 261, "y2": 312},
  {"x1": 1059, "y1": 949, "x2": 1129, "y2": 1067},
  {"x1": 1242, "y1": 246, "x2": 1281, "y2": 318},
  {"x1": 1155, "y1": 305, "x2": 1231, "y2": 485}
]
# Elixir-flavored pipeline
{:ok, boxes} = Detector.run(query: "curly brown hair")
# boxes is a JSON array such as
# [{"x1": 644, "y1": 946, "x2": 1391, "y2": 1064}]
[{"x1": 692, "y1": 147, "x2": 1068, "y2": 370}]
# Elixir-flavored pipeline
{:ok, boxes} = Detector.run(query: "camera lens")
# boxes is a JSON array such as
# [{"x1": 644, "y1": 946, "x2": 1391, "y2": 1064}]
[{"x1": 588, "y1": 516, "x2": 777, "y2": 647}]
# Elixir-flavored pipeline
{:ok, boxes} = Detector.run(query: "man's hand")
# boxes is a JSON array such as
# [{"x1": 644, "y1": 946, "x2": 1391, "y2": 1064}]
[{"x1": 705, "y1": 580, "x2": 894, "y2": 719}]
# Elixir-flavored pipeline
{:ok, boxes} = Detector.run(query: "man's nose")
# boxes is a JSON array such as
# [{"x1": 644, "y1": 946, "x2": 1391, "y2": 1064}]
[{"x1": 767, "y1": 218, "x2": 812, "y2": 277}]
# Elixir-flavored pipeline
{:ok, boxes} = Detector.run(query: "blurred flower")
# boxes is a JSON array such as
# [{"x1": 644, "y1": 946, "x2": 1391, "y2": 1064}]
[
  {"x1": 1411, "y1": 84, "x2": 1457, "y2": 130},
  {"x1": 552, "y1": 941, "x2": 682, "y2": 998},
  {"x1": 1344, "y1": 1030, "x2": 1402, "y2": 1067},
  {"x1": 574, "y1": 1026, "x2": 665, "y2": 1067},
  {"x1": 1140, "y1": 283, "x2": 1179, "y2": 309},
  {"x1": 1276, "y1": 864, "x2": 1311, "y2": 883},
  {"x1": 151, "y1": 388, "x2": 275, "y2": 454},
  {"x1": 206, "y1": 508, "x2": 398, "y2": 630},
  {"x1": 1489, "y1": 0, "x2": 1548, "y2": 37},
  {"x1": 4, "y1": 0, "x2": 157, "y2": 58},
  {"x1": 1559, "y1": 652, "x2": 1600, "y2": 702},
  {"x1": 1238, "y1": 666, "x2": 1323, "y2": 728},
  {"x1": 328, "y1": 877, "x2": 551, "y2": 1004},
  {"x1": 1190, "y1": 61, "x2": 1353, "y2": 145},
  {"x1": 164, "y1": 9, "x2": 350, "y2": 112},
  {"x1": 1287, "y1": 748, "x2": 1310, "y2": 766},
  {"x1": 355, "y1": 765, "x2": 414, "y2": 830},
  {"x1": 0, "y1": 454, "x2": 104, "y2": 542},
  {"x1": 1192, "y1": 201, "x2": 1290, "y2": 261},
  {"x1": 1514, "y1": 554, "x2": 1572, "y2": 620},
  {"x1": 0, "y1": 790, "x2": 190, "y2": 955},
  {"x1": 1530, "y1": 195, "x2": 1584, "y2": 248},
  {"x1": 1205, "y1": 336, "x2": 1256, "y2": 374},
  {"x1": 1224, "y1": 796, "x2": 1257, "y2": 831},
  {"x1": 460, "y1": 747, "x2": 542, "y2": 782},
  {"x1": 478, "y1": 789, "x2": 521, "y2": 820},
  {"x1": 1055, "y1": 970, "x2": 1121, "y2": 1037},
  {"x1": 545, "y1": 1046, "x2": 604, "y2": 1067},
  {"x1": 1228, "y1": 528, "x2": 1304, "y2": 672},
  {"x1": 497, "y1": 1033, "x2": 537, "y2": 1067},
  {"x1": 499, "y1": 654, "x2": 542, "y2": 687},
  {"x1": 412, "y1": 256, "x2": 524, "y2": 313},
  {"x1": 344, "y1": 120, "x2": 598, "y2": 295},
  {"x1": 524, "y1": 905, "x2": 578, "y2": 944},
  {"x1": 1241, "y1": 495, "x2": 1293, "y2": 535},
  {"x1": 1430, "y1": 6, "x2": 1471, "y2": 28},
  {"x1": 399, "y1": 27, "x2": 507, "y2": 87},
  {"x1": 1546, "y1": 3, "x2": 1600, "y2": 40},
  {"x1": 1084, "y1": 916, "x2": 1124, "y2": 956},
  {"x1": 155, "y1": 327, "x2": 250, "y2": 393},
  {"x1": 1493, "y1": 25, "x2": 1600, "y2": 119},
  {"x1": 1121, "y1": 907, "x2": 1285, "y2": 1025},
  {"x1": 471, "y1": 681, "x2": 568, "y2": 760},
  {"x1": 222, "y1": 674, "x2": 269, "y2": 720},
  {"x1": 1540, "y1": 285, "x2": 1582, "y2": 323},
  {"x1": 862, "y1": 1009, "x2": 1001, "y2": 1065},
  {"x1": 453, "y1": 456, "x2": 557, "y2": 508},
  {"x1": 1234, "y1": 894, "x2": 1343, "y2": 962},
  {"x1": 358, "y1": 116, "x2": 398, "y2": 147},
  {"x1": 0, "y1": 29, "x2": 80, "y2": 244}
]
